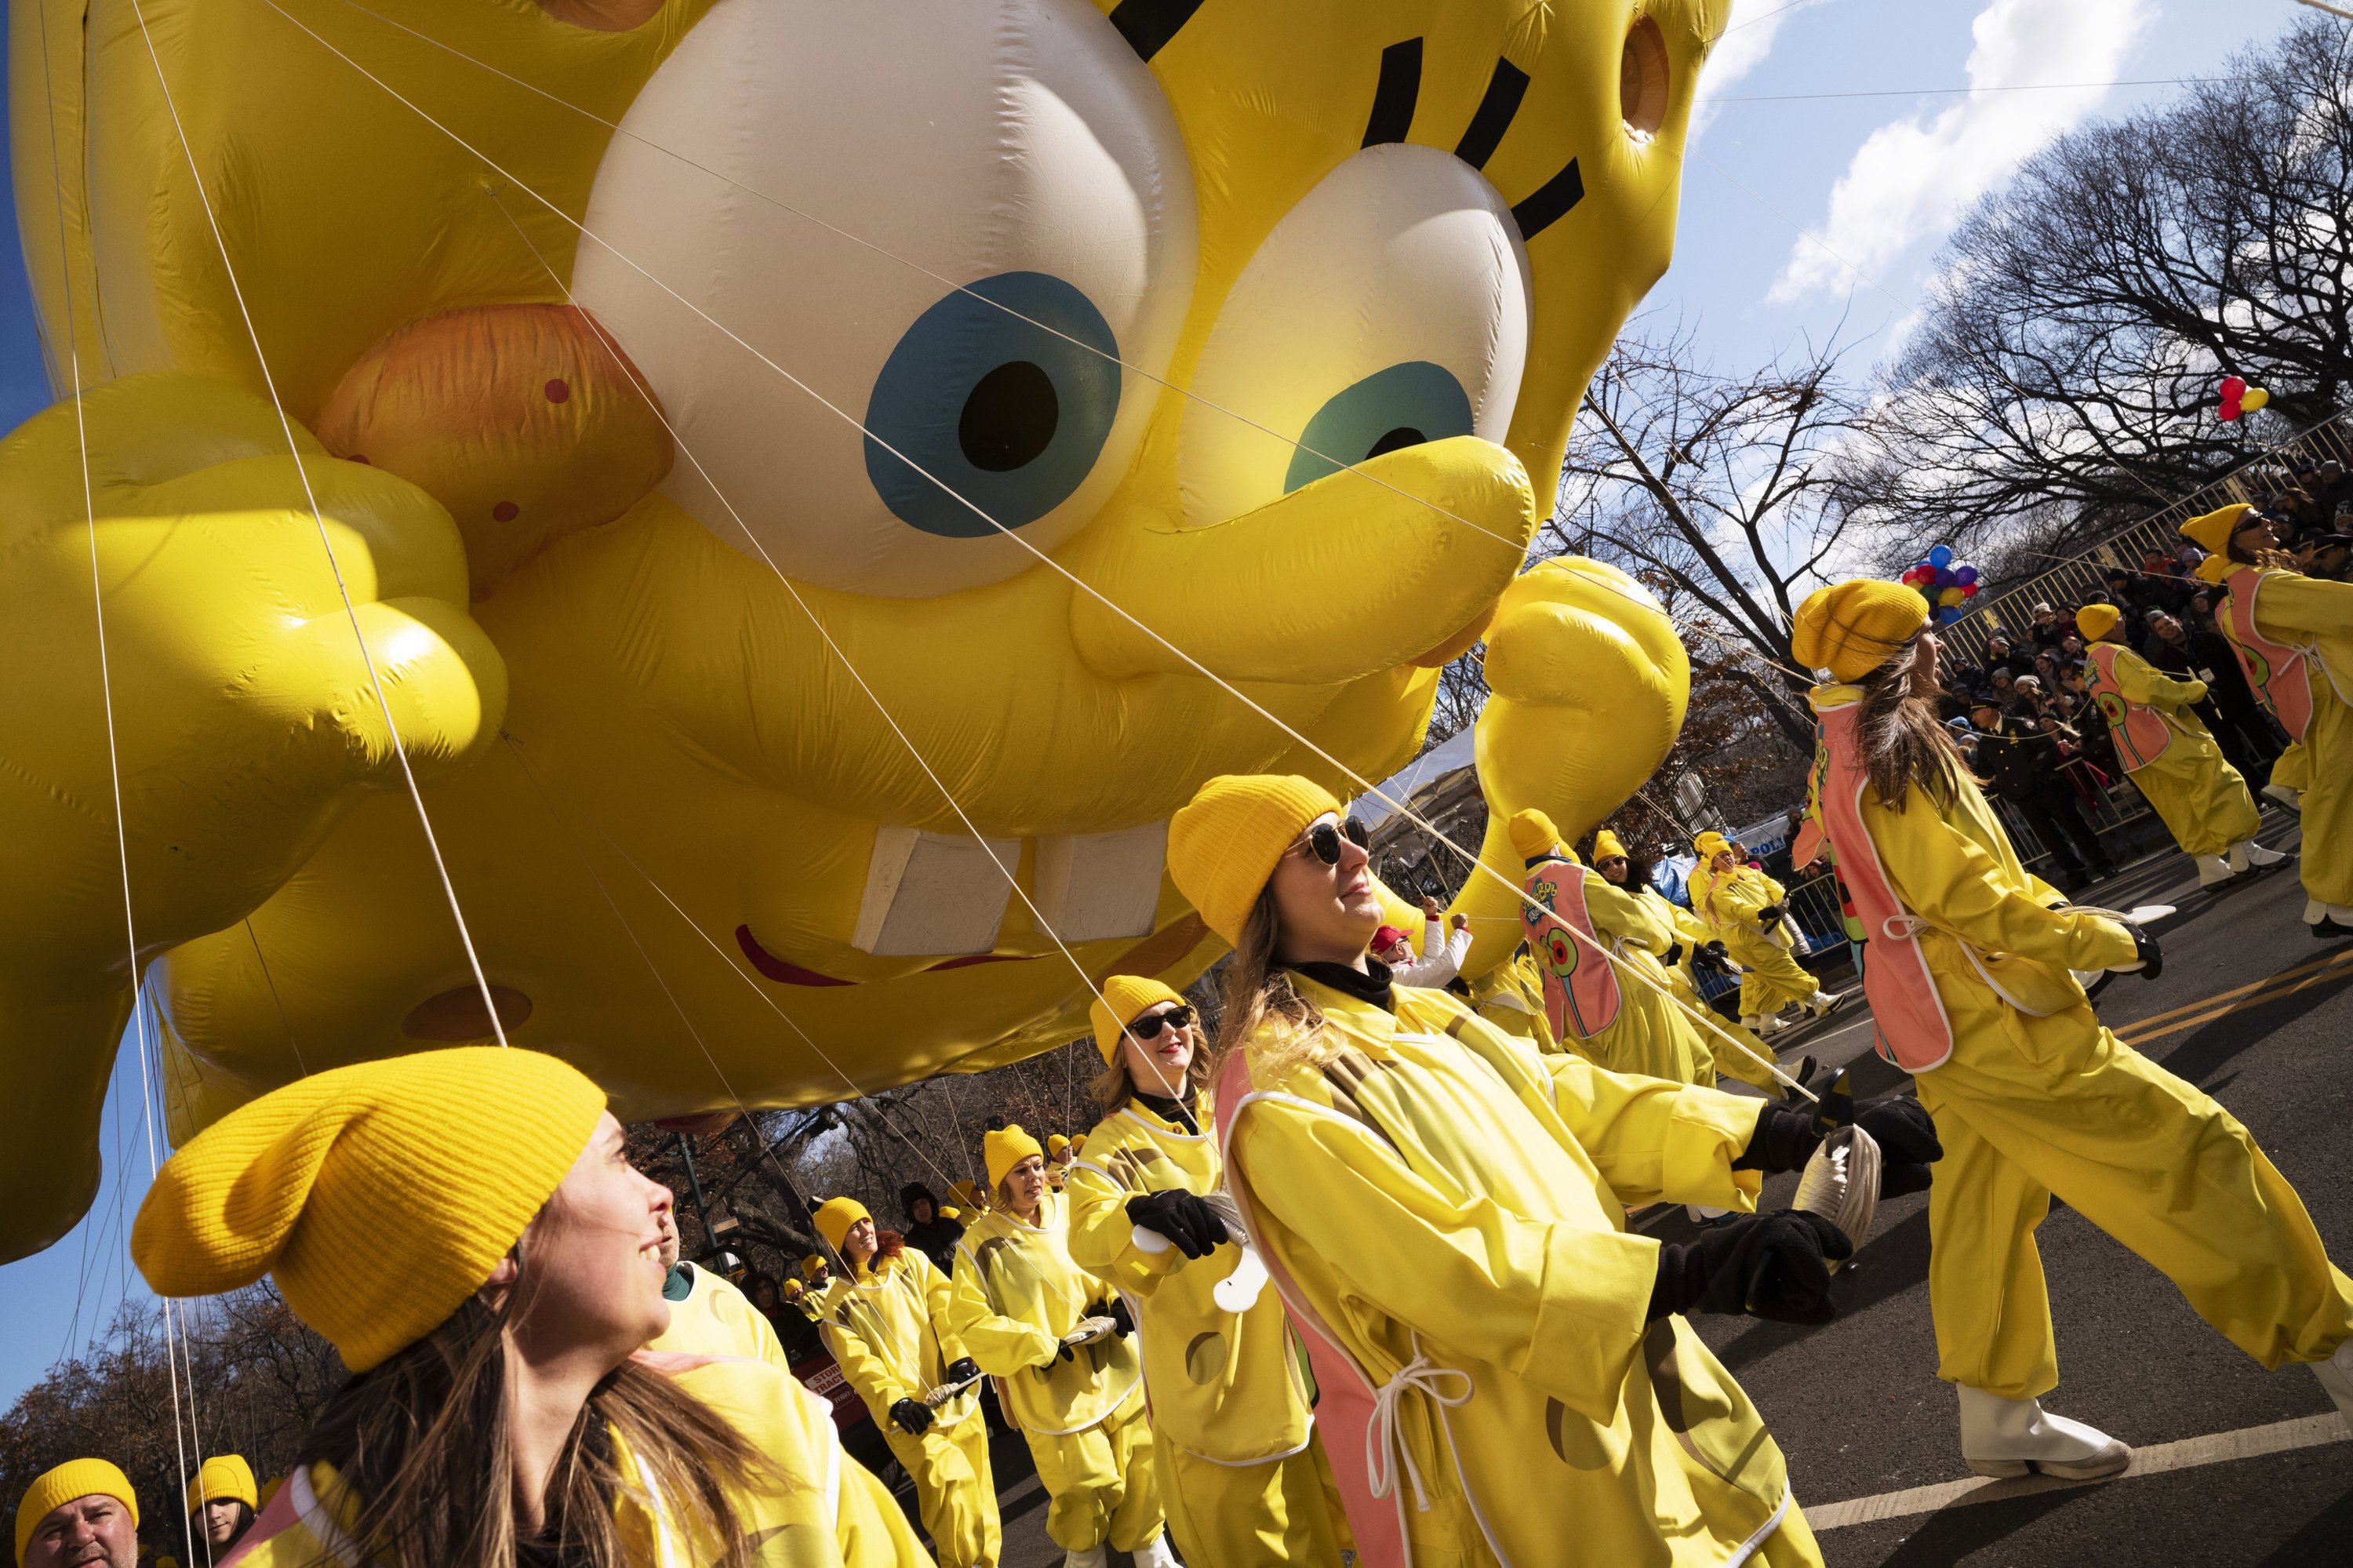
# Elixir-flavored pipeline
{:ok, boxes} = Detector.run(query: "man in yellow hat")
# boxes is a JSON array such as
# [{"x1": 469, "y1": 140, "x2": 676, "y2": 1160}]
[
  {"x1": 2075, "y1": 596, "x2": 2287, "y2": 888},
  {"x1": 17, "y1": 1461, "x2": 138, "y2": 1568}
]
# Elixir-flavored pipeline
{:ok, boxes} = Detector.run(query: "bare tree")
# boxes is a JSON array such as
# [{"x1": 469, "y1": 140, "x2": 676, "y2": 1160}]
[{"x1": 1846, "y1": 16, "x2": 2353, "y2": 555}]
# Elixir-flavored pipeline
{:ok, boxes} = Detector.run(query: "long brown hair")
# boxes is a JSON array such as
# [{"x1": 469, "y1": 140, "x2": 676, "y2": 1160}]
[
  {"x1": 1091, "y1": 1002, "x2": 1216, "y2": 1118},
  {"x1": 1209, "y1": 886, "x2": 1334, "y2": 1084},
  {"x1": 1853, "y1": 631, "x2": 1969, "y2": 812},
  {"x1": 299, "y1": 1289, "x2": 776, "y2": 1568}
]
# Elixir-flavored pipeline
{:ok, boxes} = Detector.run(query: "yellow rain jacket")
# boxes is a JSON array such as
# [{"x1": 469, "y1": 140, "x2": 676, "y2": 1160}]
[
  {"x1": 1223, "y1": 977, "x2": 1820, "y2": 1568},
  {"x1": 1635, "y1": 885, "x2": 1780, "y2": 1093},
  {"x1": 1465, "y1": 948, "x2": 1556, "y2": 1052},
  {"x1": 1066, "y1": 1094, "x2": 1346, "y2": 1568},
  {"x1": 818, "y1": 1249, "x2": 998, "y2": 1568},
  {"x1": 2220, "y1": 566, "x2": 2353, "y2": 904},
  {"x1": 2083, "y1": 641, "x2": 2260, "y2": 857},
  {"x1": 1533, "y1": 853, "x2": 1718, "y2": 1089},
  {"x1": 948, "y1": 1194, "x2": 1162, "y2": 1555},
  {"x1": 1700, "y1": 864, "x2": 1817, "y2": 1015},
  {"x1": 647, "y1": 1259, "x2": 791, "y2": 1367},
  {"x1": 1824, "y1": 687, "x2": 2353, "y2": 1399},
  {"x1": 227, "y1": 1359, "x2": 929, "y2": 1566}
]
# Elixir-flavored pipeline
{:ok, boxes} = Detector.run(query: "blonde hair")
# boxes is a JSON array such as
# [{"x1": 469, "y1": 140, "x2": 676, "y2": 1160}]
[
  {"x1": 1091, "y1": 1006, "x2": 1216, "y2": 1117},
  {"x1": 1210, "y1": 887, "x2": 1337, "y2": 1086}
]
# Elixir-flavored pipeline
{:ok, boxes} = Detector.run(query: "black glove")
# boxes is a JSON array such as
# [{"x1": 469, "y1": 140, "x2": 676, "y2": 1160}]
[
  {"x1": 889, "y1": 1397, "x2": 935, "y2": 1435},
  {"x1": 1852, "y1": 1093, "x2": 1942, "y2": 1199},
  {"x1": 1692, "y1": 941, "x2": 1734, "y2": 978},
  {"x1": 1045, "y1": 1337, "x2": 1075, "y2": 1366},
  {"x1": 2122, "y1": 923, "x2": 2162, "y2": 980},
  {"x1": 1663, "y1": 941, "x2": 1684, "y2": 968},
  {"x1": 944, "y1": 1357, "x2": 980, "y2": 1385},
  {"x1": 1126, "y1": 1189, "x2": 1229, "y2": 1259},
  {"x1": 1093, "y1": 1297, "x2": 1136, "y2": 1339},
  {"x1": 1649, "y1": 1210, "x2": 1853, "y2": 1324},
  {"x1": 1756, "y1": 903, "x2": 1787, "y2": 930},
  {"x1": 1734, "y1": 1102, "x2": 1823, "y2": 1174}
]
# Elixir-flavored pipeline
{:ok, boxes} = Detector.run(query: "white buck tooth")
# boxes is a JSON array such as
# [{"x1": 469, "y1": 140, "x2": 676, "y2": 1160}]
[
  {"x1": 853, "y1": 826, "x2": 1020, "y2": 957},
  {"x1": 1033, "y1": 822, "x2": 1169, "y2": 942}
]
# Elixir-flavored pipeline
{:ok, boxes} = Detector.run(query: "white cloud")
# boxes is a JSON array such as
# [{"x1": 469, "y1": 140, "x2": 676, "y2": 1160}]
[
  {"x1": 1766, "y1": 0, "x2": 2151, "y2": 305},
  {"x1": 1691, "y1": 0, "x2": 1831, "y2": 140}
]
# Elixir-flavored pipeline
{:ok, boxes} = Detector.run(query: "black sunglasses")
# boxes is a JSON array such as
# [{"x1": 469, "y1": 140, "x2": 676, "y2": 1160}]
[
  {"x1": 1293, "y1": 817, "x2": 1370, "y2": 865},
  {"x1": 1128, "y1": 1004, "x2": 1195, "y2": 1039}
]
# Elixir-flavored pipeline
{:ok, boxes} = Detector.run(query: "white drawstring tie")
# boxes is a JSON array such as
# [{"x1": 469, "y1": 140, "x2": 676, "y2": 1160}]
[{"x1": 1365, "y1": 1352, "x2": 1474, "y2": 1512}]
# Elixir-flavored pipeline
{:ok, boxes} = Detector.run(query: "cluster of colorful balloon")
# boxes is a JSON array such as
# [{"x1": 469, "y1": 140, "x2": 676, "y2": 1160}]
[
  {"x1": 2218, "y1": 376, "x2": 2271, "y2": 421},
  {"x1": 1899, "y1": 544, "x2": 1980, "y2": 625}
]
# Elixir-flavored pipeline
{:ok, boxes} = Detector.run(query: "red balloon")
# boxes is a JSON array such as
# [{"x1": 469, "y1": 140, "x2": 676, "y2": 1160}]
[{"x1": 2220, "y1": 376, "x2": 2247, "y2": 398}]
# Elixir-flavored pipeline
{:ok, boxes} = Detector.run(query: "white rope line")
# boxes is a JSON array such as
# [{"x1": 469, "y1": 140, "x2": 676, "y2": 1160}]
[
  {"x1": 127, "y1": 0, "x2": 508, "y2": 1045},
  {"x1": 271, "y1": 1, "x2": 1808, "y2": 1098}
]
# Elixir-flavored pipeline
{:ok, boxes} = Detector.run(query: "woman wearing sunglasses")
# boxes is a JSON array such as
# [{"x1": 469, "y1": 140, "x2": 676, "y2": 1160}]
[
  {"x1": 1163, "y1": 773, "x2": 1894, "y2": 1568},
  {"x1": 1065, "y1": 978, "x2": 1348, "y2": 1568}
]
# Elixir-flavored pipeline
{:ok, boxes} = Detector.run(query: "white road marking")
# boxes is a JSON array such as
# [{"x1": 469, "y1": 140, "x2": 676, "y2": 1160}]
[{"x1": 1803, "y1": 1412, "x2": 2350, "y2": 1531}]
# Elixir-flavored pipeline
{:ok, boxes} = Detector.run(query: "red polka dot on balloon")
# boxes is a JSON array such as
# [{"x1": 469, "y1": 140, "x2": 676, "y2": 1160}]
[
  {"x1": 544, "y1": 378, "x2": 571, "y2": 404},
  {"x1": 493, "y1": 501, "x2": 520, "y2": 522}
]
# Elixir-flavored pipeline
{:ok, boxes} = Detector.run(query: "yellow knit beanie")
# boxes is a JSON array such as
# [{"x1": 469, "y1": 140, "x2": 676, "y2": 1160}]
[
  {"x1": 1167, "y1": 774, "x2": 1343, "y2": 944},
  {"x1": 1047, "y1": 1133, "x2": 1071, "y2": 1156},
  {"x1": 813, "y1": 1197, "x2": 869, "y2": 1253},
  {"x1": 1507, "y1": 808, "x2": 1564, "y2": 860},
  {"x1": 2179, "y1": 502, "x2": 2249, "y2": 557},
  {"x1": 1791, "y1": 580, "x2": 1930, "y2": 682},
  {"x1": 1693, "y1": 831, "x2": 1729, "y2": 861},
  {"x1": 986, "y1": 1124, "x2": 1044, "y2": 1190},
  {"x1": 2075, "y1": 602, "x2": 2121, "y2": 642},
  {"x1": 16, "y1": 1461, "x2": 136, "y2": 1564},
  {"x1": 1088, "y1": 974, "x2": 1188, "y2": 1066},
  {"x1": 1592, "y1": 828, "x2": 1627, "y2": 861},
  {"x1": 184, "y1": 1455, "x2": 256, "y2": 1515},
  {"x1": 800, "y1": 1253, "x2": 830, "y2": 1279},
  {"x1": 130, "y1": 1047, "x2": 606, "y2": 1373}
]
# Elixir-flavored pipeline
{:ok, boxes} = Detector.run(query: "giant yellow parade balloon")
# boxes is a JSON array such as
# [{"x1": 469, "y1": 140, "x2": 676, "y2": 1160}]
[{"x1": 0, "y1": 0, "x2": 1717, "y2": 1257}]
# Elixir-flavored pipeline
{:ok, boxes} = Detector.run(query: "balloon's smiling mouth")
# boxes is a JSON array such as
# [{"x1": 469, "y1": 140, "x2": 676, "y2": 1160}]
[{"x1": 733, "y1": 926, "x2": 1033, "y2": 987}]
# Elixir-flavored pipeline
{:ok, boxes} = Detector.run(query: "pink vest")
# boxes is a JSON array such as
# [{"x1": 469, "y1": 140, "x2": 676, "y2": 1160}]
[
  {"x1": 2222, "y1": 566, "x2": 2315, "y2": 744},
  {"x1": 1803, "y1": 695, "x2": 1958, "y2": 1071},
  {"x1": 1519, "y1": 857, "x2": 1623, "y2": 1042},
  {"x1": 2084, "y1": 642, "x2": 2173, "y2": 769}
]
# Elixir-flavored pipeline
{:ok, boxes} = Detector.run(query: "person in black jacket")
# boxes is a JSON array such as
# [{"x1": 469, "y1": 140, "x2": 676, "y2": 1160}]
[
  {"x1": 1968, "y1": 697, "x2": 2116, "y2": 889},
  {"x1": 899, "y1": 1181, "x2": 965, "y2": 1274},
  {"x1": 2144, "y1": 609, "x2": 2282, "y2": 780}
]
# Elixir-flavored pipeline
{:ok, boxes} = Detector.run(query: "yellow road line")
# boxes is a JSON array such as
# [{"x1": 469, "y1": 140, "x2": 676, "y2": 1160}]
[
  {"x1": 2116, "y1": 949, "x2": 2353, "y2": 1048},
  {"x1": 2115, "y1": 948, "x2": 2353, "y2": 1033}
]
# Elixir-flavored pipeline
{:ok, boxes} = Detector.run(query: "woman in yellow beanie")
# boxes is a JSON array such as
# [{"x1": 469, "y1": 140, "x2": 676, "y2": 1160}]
[
  {"x1": 184, "y1": 1453, "x2": 258, "y2": 1558},
  {"x1": 1064, "y1": 977, "x2": 1348, "y2": 1568},
  {"x1": 1164, "y1": 774, "x2": 1887, "y2": 1567},
  {"x1": 1790, "y1": 577, "x2": 2353, "y2": 1473},
  {"x1": 2186, "y1": 503, "x2": 2353, "y2": 935},
  {"x1": 947, "y1": 1126, "x2": 1169, "y2": 1568},
  {"x1": 1692, "y1": 832, "x2": 1846, "y2": 1035},
  {"x1": 812, "y1": 1197, "x2": 999, "y2": 1568},
  {"x1": 129, "y1": 1046, "x2": 929, "y2": 1568},
  {"x1": 2074, "y1": 595, "x2": 2283, "y2": 887}
]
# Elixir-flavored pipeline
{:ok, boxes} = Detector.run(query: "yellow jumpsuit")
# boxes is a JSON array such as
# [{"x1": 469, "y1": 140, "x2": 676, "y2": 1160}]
[
  {"x1": 227, "y1": 1358, "x2": 930, "y2": 1566},
  {"x1": 818, "y1": 1250, "x2": 999, "y2": 1568},
  {"x1": 2221, "y1": 568, "x2": 2353, "y2": 906},
  {"x1": 1635, "y1": 883, "x2": 1781, "y2": 1093},
  {"x1": 1225, "y1": 977, "x2": 1823, "y2": 1567},
  {"x1": 1066, "y1": 1096, "x2": 1348, "y2": 1568},
  {"x1": 1701, "y1": 865, "x2": 1818, "y2": 1017},
  {"x1": 2086, "y1": 642, "x2": 2260, "y2": 857},
  {"x1": 1465, "y1": 948, "x2": 1557, "y2": 1053},
  {"x1": 1847, "y1": 743, "x2": 2353, "y2": 1398},
  {"x1": 947, "y1": 1193, "x2": 1164, "y2": 1557}
]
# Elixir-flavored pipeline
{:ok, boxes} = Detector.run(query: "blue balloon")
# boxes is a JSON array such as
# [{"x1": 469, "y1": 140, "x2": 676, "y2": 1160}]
[
  {"x1": 1927, "y1": 544, "x2": 1955, "y2": 567},
  {"x1": 1938, "y1": 605, "x2": 1964, "y2": 624}
]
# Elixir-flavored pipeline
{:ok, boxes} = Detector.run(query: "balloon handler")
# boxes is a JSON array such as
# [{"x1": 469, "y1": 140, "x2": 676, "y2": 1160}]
[
  {"x1": 1066, "y1": 977, "x2": 1351, "y2": 1568},
  {"x1": 1790, "y1": 580, "x2": 2353, "y2": 1478},
  {"x1": 948, "y1": 1126, "x2": 1175, "y2": 1568},
  {"x1": 1690, "y1": 832, "x2": 1846, "y2": 1035},
  {"x1": 1166, "y1": 773, "x2": 1941, "y2": 1567},
  {"x1": 2182, "y1": 504, "x2": 2353, "y2": 937},
  {"x1": 812, "y1": 1197, "x2": 1001, "y2": 1568},
  {"x1": 2075, "y1": 600, "x2": 2289, "y2": 890}
]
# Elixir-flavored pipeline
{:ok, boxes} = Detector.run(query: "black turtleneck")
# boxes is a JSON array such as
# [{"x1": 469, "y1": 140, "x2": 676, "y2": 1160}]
[
  {"x1": 1133, "y1": 1088, "x2": 1200, "y2": 1136},
  {"x1": 1288, "y1": 956, "x2": 1396, "y2": 1012}
]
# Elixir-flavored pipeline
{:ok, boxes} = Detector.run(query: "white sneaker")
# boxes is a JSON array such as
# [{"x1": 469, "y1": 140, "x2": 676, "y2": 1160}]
[
  {"x1": 1957, "y1": 1385, "x2": 2131, "y2": 1479},
  {"x1": 2313, "y1": 1340, "x2": 2353, "y2": 1433},
  {"x1": 2264, "y1": 781, "x2": 2303, "y2": 812},
  {"x1": 1061, "y1": 1548, "x2": 1107, "y2": 1568},
  {"x1": 1806, "y1": 989, "x2": 1845, "y2": 1017},
  {"x1": 2195, "y1": 853, "x2": 2236, "y2": 888},
  {"x1": 1130, "y1": 1533, "x2": 1180, "y2": 1568},
  {"x1": 2230, "y1": 839, "x2": 2291, "y2": 873}
]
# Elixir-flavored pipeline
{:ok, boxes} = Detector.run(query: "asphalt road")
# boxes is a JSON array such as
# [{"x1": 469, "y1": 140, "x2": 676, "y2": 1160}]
[{"x1": 1680, "y1": 805, "x2": 2353, "y2": 1567}]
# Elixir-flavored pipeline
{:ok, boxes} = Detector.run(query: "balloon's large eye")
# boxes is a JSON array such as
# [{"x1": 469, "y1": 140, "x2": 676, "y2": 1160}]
[
  {"x1": 864, "y1": 272, "x2": 1121, "y2": 537},
  {"x1": 1177, "y1": 144, "x2": 1530, "y2": 526},
  {"x1": 573, "y1": 0, "x2": 1195, "y2": 598}
]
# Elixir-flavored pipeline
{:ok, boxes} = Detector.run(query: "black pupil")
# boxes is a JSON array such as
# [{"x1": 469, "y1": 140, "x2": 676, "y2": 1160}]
[
  {"x1": 1366, "y1": 426, "x2": 1427, "y2": 460},
  {"x1": 959, "y1": 361, "x2": 1059, "y2": 471}
]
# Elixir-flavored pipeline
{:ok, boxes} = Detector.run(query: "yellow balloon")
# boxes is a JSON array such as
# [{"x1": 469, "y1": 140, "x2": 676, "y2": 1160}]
[
  {"x1": 0, "y1": 0, "x2": 1722, "y2": 1257},
  {"x1": 2242, "y1": 387, "x2": 2271, "y2": 412},
  {"x1": 1940, "y1": 587, "x2": 1966, "y2": 606}
]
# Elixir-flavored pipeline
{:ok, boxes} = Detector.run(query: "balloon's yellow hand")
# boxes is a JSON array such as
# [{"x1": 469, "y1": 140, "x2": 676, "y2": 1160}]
[{"x1": 0, "y1": 373, "x2": 505, "y2": 1259}]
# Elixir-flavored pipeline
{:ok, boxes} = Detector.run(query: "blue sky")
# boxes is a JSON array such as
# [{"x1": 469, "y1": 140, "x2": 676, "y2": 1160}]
[{"x1": 0, "y1": 0, "x2": 2319, "y2": 1410}]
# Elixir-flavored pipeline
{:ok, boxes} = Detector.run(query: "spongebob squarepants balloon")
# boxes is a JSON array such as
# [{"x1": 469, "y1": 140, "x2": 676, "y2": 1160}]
[{"x1": 0, "y1": 0, "x2": 1710, "y2": 1257}]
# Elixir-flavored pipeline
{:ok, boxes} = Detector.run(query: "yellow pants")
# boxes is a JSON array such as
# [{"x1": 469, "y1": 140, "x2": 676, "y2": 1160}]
[
  {"x1": 1915, "y1": 1003, "x2": 2353, "y2": 1399},
  {"x1": 885, "y1": 1414, "x2": 999, "y2": 1568},
  {"x1": 1027, "y1": 1394, "x2": 1162, "y2": 1554},
  {"x1": 1664, "y1": 969, "x2": 1783, "y2": 1093},
  {"x1": 1726, "y1": 930, "x2": 1816, "y2": 1016},
  {"x1": 2298, "y1": 689, "x2": 2351, "y2": 906},
  {"x1": 2121, "y1": 718, "x2": 2260, "y2": 858},
  {"x1": 2272, "y1": 740, "x2": 2308, "y2": 792},
  {"x1": 1155, "y1": 1435, "x2": 1349, "y2": 1568}
]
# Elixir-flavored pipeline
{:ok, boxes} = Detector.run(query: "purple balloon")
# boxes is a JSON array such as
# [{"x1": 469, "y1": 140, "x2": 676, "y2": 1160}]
[{"x1": 1954, "y1": 565, "x2": 1979, "y2": 586}]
